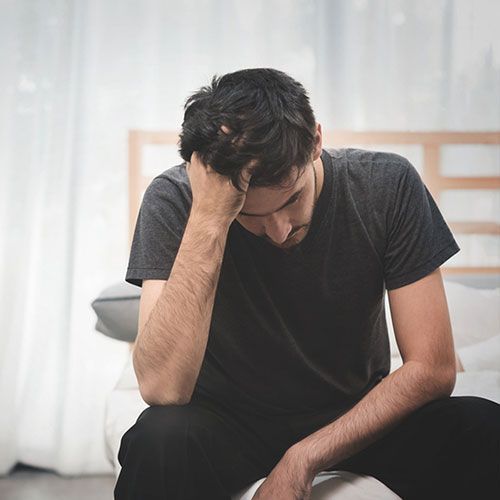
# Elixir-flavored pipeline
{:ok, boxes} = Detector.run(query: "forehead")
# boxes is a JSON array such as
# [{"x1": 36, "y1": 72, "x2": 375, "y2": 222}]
[{"x1": 239, "y1": 166, "x2": 306, "y2": 216}]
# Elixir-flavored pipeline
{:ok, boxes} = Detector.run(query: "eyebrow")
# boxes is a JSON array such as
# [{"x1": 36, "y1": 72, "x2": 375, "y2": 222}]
[{"x1": 239, "y1": 187, "x2": 304, "y2": 217}]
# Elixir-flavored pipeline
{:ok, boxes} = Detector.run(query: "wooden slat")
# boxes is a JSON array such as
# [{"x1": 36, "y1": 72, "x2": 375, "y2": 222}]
[
  {"x1": 443, "y1": 267, "x2": 500, "y2": 274},
  {"x1": 322, "y1": 130, "x2": 500, "y2": 145},
  {"x1": 438, "y1": 177, "x2": 500, "y2": 190},
  {"x1": 128, "y1": 130, "x2": 500, "y2": 146},
  {"x1": 449, "y1": 222, "x2": 500, "y2": 235}
]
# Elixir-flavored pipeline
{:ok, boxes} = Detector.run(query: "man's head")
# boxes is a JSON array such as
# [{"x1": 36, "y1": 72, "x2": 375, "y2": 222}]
[{"x1": 178, "y1": 67, "x2": 323, "y2": 249}]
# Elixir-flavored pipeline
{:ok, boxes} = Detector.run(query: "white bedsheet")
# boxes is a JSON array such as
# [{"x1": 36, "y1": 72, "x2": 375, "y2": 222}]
[{"x1": 232, "y1": 470, "x2": 401, "y2": 500}]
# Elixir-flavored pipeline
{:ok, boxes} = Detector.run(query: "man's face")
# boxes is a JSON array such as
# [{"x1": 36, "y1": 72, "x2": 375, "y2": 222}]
[{"x1": 235, "y1": 162, "x2": 317, "y2": 250}]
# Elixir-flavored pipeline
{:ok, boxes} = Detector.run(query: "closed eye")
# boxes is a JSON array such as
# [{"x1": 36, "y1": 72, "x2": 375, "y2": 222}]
[{"x1": 239, "y1": 187, "x2": 304, "y2": 217}]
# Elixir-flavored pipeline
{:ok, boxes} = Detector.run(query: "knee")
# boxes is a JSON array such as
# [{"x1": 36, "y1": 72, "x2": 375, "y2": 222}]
[
  {"x1": 452, "y1": 396, "x2": 500, "y2": 434},
  {"x1": 118, "y1": 405, "x2": 191, "y2": 463},
  {"x1": 115, "y1": 405, "x2": 203, "y2": 499},
  {"x1": 430, "y1": 396, "x2": 500, "y2": 461},
  {"x1": 413, "y1": 396, "x2": 500, "y2": 445},
  {"x1": 450, "y1": 396, "x2": 500, "y2": 432},
  {"x1": 451, "y1": 397, "x2": 500, "y2": 491}
]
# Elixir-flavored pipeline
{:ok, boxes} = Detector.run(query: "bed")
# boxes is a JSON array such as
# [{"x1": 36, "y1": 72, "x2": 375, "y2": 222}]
[{"x1": 94, "y1": 130, "x2": 500, "y2": 499}]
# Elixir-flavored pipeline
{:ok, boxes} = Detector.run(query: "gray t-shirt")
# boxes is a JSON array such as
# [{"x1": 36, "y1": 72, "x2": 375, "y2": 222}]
[{"x1": 125, "y1": 147, "x2": 460, "y2": 418}]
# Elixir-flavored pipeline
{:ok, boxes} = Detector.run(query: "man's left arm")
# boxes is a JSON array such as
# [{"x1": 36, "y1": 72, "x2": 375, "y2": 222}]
[{"x1": 252, "y1": 267, "x2": 457, "y2": 499}]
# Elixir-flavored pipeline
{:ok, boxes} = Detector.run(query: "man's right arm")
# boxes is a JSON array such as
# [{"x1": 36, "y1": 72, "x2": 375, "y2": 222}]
[
  {"x1": 133, "y1": 209, "x2": 231, "y2": 406},
  {"x1": 132, "y1": 150, "x2": 252, "y2": 406}
]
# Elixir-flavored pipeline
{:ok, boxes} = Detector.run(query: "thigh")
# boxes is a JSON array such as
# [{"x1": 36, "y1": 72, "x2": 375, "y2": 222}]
[
  {"x1": 185, "y1": 391, "x2": 289, "y2": 494},
  {"x1": 329, "y1": 396, "x2": 500, "y2": 500},
  {"x1": 117, "y1": 390, "x2": 293, "y2": 498}
]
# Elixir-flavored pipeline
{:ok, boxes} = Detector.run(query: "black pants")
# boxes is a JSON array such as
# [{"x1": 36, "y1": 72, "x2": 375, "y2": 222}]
[{"x1": 114, "y1": 392, "x2": 500, "y2": 500}]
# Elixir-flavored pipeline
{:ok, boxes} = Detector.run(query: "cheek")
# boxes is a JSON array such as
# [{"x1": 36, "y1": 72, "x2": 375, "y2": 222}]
[
  {"x1": 289, "y1": 200, "x2": 308, "y2": 220},
  {"x1": 236, "y1": 218, "x2": 260, "y2": 234}
]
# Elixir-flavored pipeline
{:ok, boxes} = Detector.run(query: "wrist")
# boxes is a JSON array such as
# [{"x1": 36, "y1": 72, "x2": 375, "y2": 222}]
[
  {"x1": 285, "y1": 444, "x2": 319, "y2": 482},
  {"x1": 189, "y1": 207, "x2": 233, "y2": 232}
]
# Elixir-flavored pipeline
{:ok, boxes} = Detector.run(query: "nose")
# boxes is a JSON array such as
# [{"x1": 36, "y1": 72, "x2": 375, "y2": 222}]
[{"x1": 263, "y1": 213, "x2": 293, "y2": 245}]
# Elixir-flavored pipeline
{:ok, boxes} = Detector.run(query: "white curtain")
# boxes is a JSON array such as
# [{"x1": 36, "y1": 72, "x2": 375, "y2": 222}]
[{"x1": 1, "y1": 0, "x2": 498, "y2": 476}]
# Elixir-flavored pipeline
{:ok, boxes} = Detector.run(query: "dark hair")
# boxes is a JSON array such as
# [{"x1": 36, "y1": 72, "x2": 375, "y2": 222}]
[{"x1": 178, "y1": 68, "x2": 317, "y2": 192}]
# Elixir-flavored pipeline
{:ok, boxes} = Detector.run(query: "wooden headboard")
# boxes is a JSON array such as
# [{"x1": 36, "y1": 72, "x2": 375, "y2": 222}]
[{"x1": 128, "y1": 130, "x2": 500, "y2": 277}]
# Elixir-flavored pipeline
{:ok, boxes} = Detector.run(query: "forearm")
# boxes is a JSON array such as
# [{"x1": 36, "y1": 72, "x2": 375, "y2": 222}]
[
  {"x1": 134, "y1": 210, "x2": 230, "y2": 405},
  {"x1": 288, "y1": 360, "x2": 456, "y2": 476}
]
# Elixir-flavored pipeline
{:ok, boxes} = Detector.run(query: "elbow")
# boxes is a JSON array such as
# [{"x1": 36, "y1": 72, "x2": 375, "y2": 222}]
[
  {"x1": 441, "y1": 366, "x2": 457, "y2": 397},
  {"x1": 433, "y1": 364, "x2": 456, "y2": 398},
  {"x1": 132, "y1": 348, "x2": 194, "y2": 406},
  {"x1": 134, "y1": 367, "x2": 192, "y2": 407},
  {"x1": 408, "y1": 359, "x2": 457, "y2": 399},
  {"x1": 139, "y1": 382, "x2": 192, "y2": 406}
]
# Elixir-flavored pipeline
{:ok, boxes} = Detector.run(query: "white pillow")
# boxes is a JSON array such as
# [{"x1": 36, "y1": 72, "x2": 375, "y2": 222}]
[
  {"x1": 457, "y1": 334, "x2": 500, "y2": 372},
  {"x1": 443, "y1": 281, "x2": 500, "y2": 348},
  {"x1": 91, "y1": 281, "x2": 140, "y2": 342}
]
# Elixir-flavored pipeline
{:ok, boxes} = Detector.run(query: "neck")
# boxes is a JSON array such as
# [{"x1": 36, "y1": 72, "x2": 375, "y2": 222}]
[
  {"x1": 312, "y1": 155, "x2": 324, "y2": 204},
  {"x1": 313, "y1": 160, "x2": 318, "y2": 202}
]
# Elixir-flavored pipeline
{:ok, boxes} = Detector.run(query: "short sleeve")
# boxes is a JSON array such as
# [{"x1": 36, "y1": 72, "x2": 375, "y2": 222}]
[
  {"x1": 125, "y1": 174, "x2": 190, "y2": 288},
  {"x1": 383, "y1": 158, "x2": 460, "y2": 290}
]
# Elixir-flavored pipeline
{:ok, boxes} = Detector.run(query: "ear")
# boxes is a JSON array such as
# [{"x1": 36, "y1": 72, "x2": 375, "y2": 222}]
[{"x1": 312, "y1": 123, "x2": 323, "y2": 161}]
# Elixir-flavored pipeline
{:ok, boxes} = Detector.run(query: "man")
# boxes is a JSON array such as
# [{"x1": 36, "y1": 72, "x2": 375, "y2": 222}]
[{"x1": 115, "y1": 68, "x2": 500, "y2": 500}]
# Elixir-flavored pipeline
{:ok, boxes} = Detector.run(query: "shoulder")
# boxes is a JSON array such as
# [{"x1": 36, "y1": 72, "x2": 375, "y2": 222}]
[
  {"x1": 147, "y1": 162, "x2": 190, "y2": 196},
  {"x1": 143, "y1": 162, "x2": 192, "y2": 209},
  {"x1": 139, "y1": 162, "x2": 192, "y2": 225},
  {"x1": 327, "y1": 148, "x2": 418, "y2": 252},
  {"x1": 345, "y1": 147, "x2": 411, "y2": 180},
  {"x1": 330, "y1": 147, "x2": 415, "y2": 200}
]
